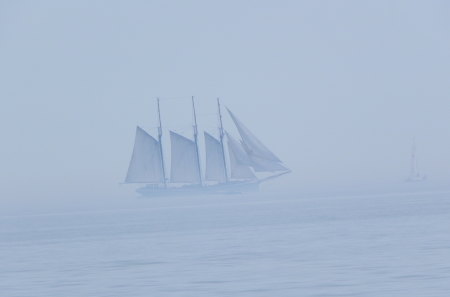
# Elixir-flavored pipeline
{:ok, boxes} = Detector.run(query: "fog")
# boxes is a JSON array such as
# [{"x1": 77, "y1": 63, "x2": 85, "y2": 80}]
[
  {"x1": 1, "y1": 0, "x2": 450, "y2": 207},
  {"x1": 4, "y1": 2, "x2": 450, "y2": 296}
]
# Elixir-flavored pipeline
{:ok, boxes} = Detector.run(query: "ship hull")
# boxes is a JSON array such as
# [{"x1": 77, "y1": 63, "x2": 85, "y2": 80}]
[{"x1": 136, "y1": 181, "x2": 259, "y2": 197}]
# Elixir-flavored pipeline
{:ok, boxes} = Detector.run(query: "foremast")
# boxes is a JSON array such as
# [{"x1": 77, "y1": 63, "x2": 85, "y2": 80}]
[
  {"x1": 192, "y1": 96, "x2": 203, "y2": 186},
  {"x1": 157, "y1": 98, "x2": 167, "y2": 188},
  {"x1": 217, "y1": 98, "x2": 229, "y2": 183}
]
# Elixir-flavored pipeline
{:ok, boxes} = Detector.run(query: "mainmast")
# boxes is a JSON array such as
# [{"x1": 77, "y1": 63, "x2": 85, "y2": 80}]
[
  {"x1": 192, "y1": 96, "x2": 203, "y2": 186},
  {"x1": 157, "y1": 98, "x2": 167, "y2": 188},
  {"x1": 217, "y1": 98, "x2": 229, "y2": 183}
]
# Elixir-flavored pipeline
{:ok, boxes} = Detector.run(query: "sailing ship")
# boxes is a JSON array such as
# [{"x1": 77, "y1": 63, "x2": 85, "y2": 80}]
[
  {"x1": 406, "y1": 139, "x2": 426, "y2": 182},
  {"x1": 125, "y1": 97, "x2": 290, "y2": 197}
]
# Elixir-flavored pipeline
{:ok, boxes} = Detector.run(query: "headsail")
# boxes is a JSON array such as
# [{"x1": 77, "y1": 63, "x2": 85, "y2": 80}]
[
  {"x1": 247, "y1": 153, "x2": 289, "y2": 172},
  {"x1": 227, "y1": 133, "x2": 256, "y2": 180},
  {"x1": 227, "y1": 109, "x2": 281, "y2": 162},
  {"x1": 227, "y1": 109, "x2": 288, "y2": 172},
  {"x1": 125, "y1": 126, "x2": 165, "y2": 183},
  {"x1": 204, "y1": 132, "x2": 227, "y2": 182},
  {"x1": 170, "y1": 131, "x2": 201, "y2": 183}
]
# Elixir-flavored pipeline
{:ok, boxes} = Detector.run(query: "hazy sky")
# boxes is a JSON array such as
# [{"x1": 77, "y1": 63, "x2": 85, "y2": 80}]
[{"x1": 1, "y1": 0, "x2": 450, "y2": 201}]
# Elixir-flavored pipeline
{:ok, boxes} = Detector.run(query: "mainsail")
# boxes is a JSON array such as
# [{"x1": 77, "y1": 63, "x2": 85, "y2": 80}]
[
  {"x1": 125, "y1": 126, "x2": 165, "y2": 183},
  {"x1": 227, "y1": 132, "x2": 256, "y2": 180},
  {"x1": 170, "y1": 131, "x2": 201, "y2": 183},
  {"x1": 227, "y1": 109, "x2": 287, "y2": 172},
  {"x1": 204, "y1": 132, "x2": 227, "y2": 182}
]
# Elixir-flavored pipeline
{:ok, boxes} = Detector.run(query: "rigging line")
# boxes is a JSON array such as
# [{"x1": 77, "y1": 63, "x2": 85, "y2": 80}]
[
  {"x1": 137, "y1": 126, "x2": 159, "y2": 130},
  {"x1": 165, "y1": 123, "x2": 204, "y2": 130},
  {"x1": 196, "y1": 113, "x2": 217, "y2": 117},
  {"x1": 157, "y1": 96, "x2": 192, "y2": 101}
]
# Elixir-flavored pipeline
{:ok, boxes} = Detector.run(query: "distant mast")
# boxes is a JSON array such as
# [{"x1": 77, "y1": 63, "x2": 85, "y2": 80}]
[
  {"x1": 157, "y1": 98, "x2": 167, "y2": 188},
  {"x1": 407, "y1": 138, "x2": 426, "y2": 182},
  {"x1": 217, "y1": 98, "x2": 229, "y2": 183},
  {"x1": 192, "y1": 96, "x2": 203, "y2": 186},
  {"x1": 410, "y1": 139, "x2": 417, "y2": 178}
]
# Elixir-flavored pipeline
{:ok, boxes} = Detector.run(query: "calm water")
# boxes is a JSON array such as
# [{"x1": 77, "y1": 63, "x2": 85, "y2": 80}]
[{"x1": 1, "y1": 191, "x2": 450, "y2": 296}]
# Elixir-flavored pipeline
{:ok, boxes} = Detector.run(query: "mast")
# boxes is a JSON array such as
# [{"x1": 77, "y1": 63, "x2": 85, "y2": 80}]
[
  {"x1": 217, "y1": 98, "x2": 229, "y2": 183},
  {"x1": 192, "y1": 96, "x2": 203, "y2": 186},
  {"x1": 157, "y1": 98, "x2": 167, "y2": 188},
  {"x1": 411, "y1": 138, "x2": 417, "y2": 177}
]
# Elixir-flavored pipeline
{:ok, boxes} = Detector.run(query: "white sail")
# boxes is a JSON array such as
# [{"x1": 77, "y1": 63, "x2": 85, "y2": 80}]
[
  {"x1": 170, "y1": 131, "x2": 201, "y2": 183},
  {"x1": 248, "y1": 153, "x2": 289, "y2": 172},
  {"x1": 125, "y1": 126, "x2": 164, "y2": 183},
  {"x1": 204, "y1": 132, "x2": 227, "y2": 182},
  {"x1": 227, "y1": 109, "x2": 288, "y2": 172},
  {"x1": 227, "y1": 133, "x2": 256, "y2": 180},
  {"x1": 227, "y1": 109, "x2": 281, "y2": 162}
]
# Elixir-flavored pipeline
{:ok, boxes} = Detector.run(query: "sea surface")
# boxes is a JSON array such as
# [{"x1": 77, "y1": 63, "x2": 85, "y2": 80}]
[{"x1": 1, "y1": 190, "x2": 450, "y2": 296}]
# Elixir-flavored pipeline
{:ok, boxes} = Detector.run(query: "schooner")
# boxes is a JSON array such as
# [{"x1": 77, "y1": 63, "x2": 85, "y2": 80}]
[{"x1": 125, "y1": 97, "x2": 290, "y2": 196}]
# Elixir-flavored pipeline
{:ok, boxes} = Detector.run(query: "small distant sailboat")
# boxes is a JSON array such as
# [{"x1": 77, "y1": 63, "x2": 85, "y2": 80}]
[
  {"x1": 125, "y1": 97, "x2": 290, "y2": 197},
  {"x1": 406, "y1": 139, "x2": 426, "y2": 182}
]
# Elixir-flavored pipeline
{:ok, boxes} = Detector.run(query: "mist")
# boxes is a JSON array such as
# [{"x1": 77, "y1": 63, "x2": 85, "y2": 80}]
[
  {"x1": 3, "y1": 2, "x2": 450, "y2": 296},
  {"x1": 1, "y1": 0, "x2": 450, "y2": 205}
]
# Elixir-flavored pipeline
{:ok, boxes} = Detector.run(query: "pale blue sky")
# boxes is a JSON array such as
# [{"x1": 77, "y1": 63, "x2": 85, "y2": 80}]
[{"x1": 1, "y1": 0, "x2": 450, "y2": 201}]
